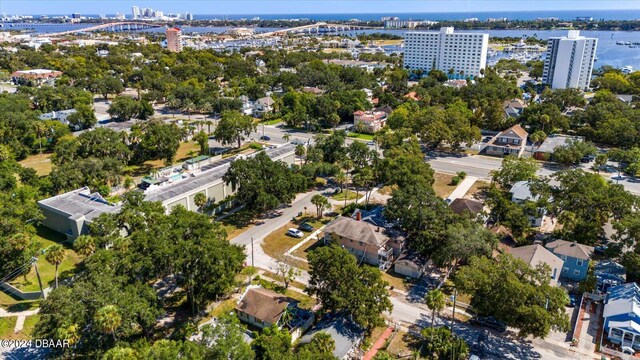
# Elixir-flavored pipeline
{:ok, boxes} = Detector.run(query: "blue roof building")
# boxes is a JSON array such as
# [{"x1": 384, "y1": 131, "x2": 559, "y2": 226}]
[
  {"x1": 595, "y1": 260, "x2": 626, "y2": 293},
  {"x1": 603, "y1": 283, "x2": 640, "y2": 350}
]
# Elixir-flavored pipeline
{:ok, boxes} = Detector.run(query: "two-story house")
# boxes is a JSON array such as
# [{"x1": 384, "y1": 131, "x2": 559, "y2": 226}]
[
  {"x1": 507, "y1": 244, "x2": 564, "y2": 286},
  {"x1": 254, "y1": 96, "x2": 275, "y2": 117},
  {"x1": 323, "y1": 208, "x2": 404, "y2": 269},
  {"x1": 353, "y1": 110, "x2": 387, "y2": 134},
  {"x1": 545, "y1": 240, "x2": 594, "y2": 282},
  {"x1": 484, "y1": 124, "x2": 528, "y2": 157}
]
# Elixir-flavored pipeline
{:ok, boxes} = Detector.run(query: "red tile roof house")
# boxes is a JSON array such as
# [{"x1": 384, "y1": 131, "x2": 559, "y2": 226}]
[
  {"x1": 11, "y1": 69, "x2": 62, "y2": 86},
  {"x1": 353, "y1": 110, "x2": 387, "y2": 134},
  {"x1": 235, "y1": 286, "x2": 314, "y2": 341},
  {"x1": 484, "y1": 124, "x2": 529, "y2": 157}
]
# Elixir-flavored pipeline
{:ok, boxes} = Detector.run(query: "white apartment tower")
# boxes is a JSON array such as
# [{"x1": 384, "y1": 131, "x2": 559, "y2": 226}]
[
  {"x1": 404, "y1": 27, "x2": 489, "y2": 77},
  {"x1": 542, "y1": 30, "x2": 597, "y2": 91},
  {"x1": 131, "y1": 6, "x2": 140, "y2": 19}
]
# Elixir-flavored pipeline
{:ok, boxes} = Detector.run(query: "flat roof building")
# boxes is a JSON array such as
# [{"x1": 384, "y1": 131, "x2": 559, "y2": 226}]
[
  {"x1": 166, "y1": 27, "x2": 183, "y2": 52},
  {"x1": 542, "y1": 30, "x2": 597, "y2": 91},
  {"x1": 404, "y1": 27, "x2": 489, "y2": 77},
  {"x1": 38, "y1": 187, "x2": 121, "y2": 240}
]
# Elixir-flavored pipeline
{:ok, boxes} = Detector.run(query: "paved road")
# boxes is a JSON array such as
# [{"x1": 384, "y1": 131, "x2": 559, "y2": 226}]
[{"x1": 427, "y1": 154, "x2": 640, "y2": 195}]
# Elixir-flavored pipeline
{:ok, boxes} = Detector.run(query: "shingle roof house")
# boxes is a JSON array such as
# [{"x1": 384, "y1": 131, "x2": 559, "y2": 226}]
[
  {"x1": 545, "y1": 240, "x2": 594, "y2": 282},
  {"x1": 508, "y1": 244, "x2": 564, "y2": 285},
  {"x1": 236, "y1": 286, "x2": 291, "y2": 329}
]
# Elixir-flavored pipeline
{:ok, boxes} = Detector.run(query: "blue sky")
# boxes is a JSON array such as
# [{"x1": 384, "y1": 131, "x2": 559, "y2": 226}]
[{"x1": 2, "y1": 1, "x2": 640, "y2": 15}]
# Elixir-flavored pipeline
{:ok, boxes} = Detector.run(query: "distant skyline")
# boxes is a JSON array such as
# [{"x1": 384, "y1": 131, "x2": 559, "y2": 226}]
[{"x1": 2, "y1": 0, "x2": 640, "y2": 16}]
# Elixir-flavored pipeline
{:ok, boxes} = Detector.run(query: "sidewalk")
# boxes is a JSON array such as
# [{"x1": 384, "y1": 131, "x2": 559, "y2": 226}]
[
  {"x1": 446, "y1": 176, "x2": 478, "y2": 201},
  {"x1": 362, "y1": 326, "x2": 394, "y2": 360}
]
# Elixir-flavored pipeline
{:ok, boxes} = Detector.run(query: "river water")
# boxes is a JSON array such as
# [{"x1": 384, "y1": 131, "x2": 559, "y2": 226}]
[{"x1": 3, "y1": 23, "x2": 640, "y2": 69}]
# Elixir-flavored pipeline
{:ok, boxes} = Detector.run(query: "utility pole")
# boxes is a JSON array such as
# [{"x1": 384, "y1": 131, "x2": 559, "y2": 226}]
[
  {"x1": 450, "y1": 288, "x2": 457, "y2": 332},
  {"x1": 262, "y1": 123, "x2": 265, "y2": 139},
  {"x1": 33, "y1": 257, "x2": 45, "y2": 299},
  {"x1": 251, "y1": 236, "x2": 254, "y2": 267}
]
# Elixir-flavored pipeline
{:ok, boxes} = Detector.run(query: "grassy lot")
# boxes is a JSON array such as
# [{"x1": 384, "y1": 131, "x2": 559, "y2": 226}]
[
  {"x1": 386, "y1": 331, "x2": 422, "y2": 358},
  {"x1": 218, "y1": 208, "x2": 257, "y2": 241},
  {"x1": 259, "y1": 270, "x2": 307, "y2": 292},
  {"x1": 0, "y1": 317, "x2": 17, "y2": 339},
  {"x1": 261, "y1": 118, "x2": 282, "y2": 125},
  {"x1": 19, "y1": 153, "x2": 53, "y2": 176},
  {"x1": 347, "y1": 132, "x2": 375, "y2": 141},
  {"x1": 372, "y1": 39, "x2": 403, "y2": 46},
  {"x1": 433, "y1": 173, "x2": 456, "y2": 198},
  {"x1": 363, "y1": 325, "x2": 389, "y2": 351},
  {"x1": 285, "y1": 289, "x2": 316, "y2": 309},
  {"x1": 262, "y1": 216, "x2": 331, "y2": 259},
  {"x1": 291, "y1": 238, "x2": 323, "y2": 260},
  {"x1": 262, "y1": 222, "x2": 306, "y2": 259},
  {"x1": 209, "y1": 298, "x2": 237, "y2": 319},
  {"x1": 381, "y1": 270, "x2": 410, "y2": 293},
  {"x1": 331, "y1": 190, "x2": 359, "y2": 201},
  {"x1": 464, "y1": 180, "x2": 489, "y2": 200},
  {"x1": 125, "y1": 141, "x2": 201, "y2": 179},
  {"x1": 8, "y1": 226, "x2": 81, "y2": 292}
]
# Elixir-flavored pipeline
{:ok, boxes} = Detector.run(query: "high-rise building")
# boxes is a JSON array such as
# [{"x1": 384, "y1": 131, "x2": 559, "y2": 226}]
[
  {"x1": 72, "y1": 13, "x2": 81, "y2": 19},
  {"x1": 132, "y1": 6, "x2": 140, "y2": 19},
  {"x1": 185, "y1": 12, "x2": 193, "y2": 21},
  {"x1": 166, "y1": 27, "x2": 183, "y2": 52},
  {"x1": 542, "y1": 30, "x2": 597, "y2": 91},
  {"x1": 403, "y1": 27, "x2": 489, "y2": 77}
]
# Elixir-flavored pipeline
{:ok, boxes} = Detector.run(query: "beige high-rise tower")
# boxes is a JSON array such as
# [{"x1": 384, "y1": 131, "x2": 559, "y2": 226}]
[{"x1": 166, "y1": 27, "x2": 183, "y2": 52}]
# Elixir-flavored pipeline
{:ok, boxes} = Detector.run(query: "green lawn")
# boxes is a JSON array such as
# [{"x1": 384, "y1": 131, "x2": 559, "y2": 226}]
[
  {"x1": 261, "y1": 118, "x2": 282, "y2": 125},
  {"x1": 218, "y1": 208, "x2": 257, "y2": 240},
  {"x1": 347, "y1": 132, "x2": 375, "y2": 141},
  {"x1": 7, "y1": 226, "x2": 81, "y2": 292},
  {"x1": 331, "y1": 190, "x2": 359, "y2": 201},
  {"x1": 0, "y1": 317, "x2": 17, "y2": 339}
]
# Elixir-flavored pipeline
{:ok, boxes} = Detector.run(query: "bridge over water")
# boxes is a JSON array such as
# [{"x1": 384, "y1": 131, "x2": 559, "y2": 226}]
[
  {"x1": 255, "y1": 22, "x2": 381, "y2": 38},
  {"x1": 38, "y1": 22, "x2": 164, "y2": 37}
]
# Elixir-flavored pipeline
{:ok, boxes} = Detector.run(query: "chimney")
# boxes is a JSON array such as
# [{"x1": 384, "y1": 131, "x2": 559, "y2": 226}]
[
  {"x1": 356, "y1": 212, "x2": 361, "y2": 221},
  {"x1": 376, "y1": 226, "x2": 380, "y2": 232}
]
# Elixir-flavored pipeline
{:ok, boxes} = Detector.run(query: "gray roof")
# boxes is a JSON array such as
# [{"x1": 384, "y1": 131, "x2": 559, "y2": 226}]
[
  {"x1": 449, "y1": 198, "x2": 484, "y2": 215},
  {"x1": 509, "y1": 181, "x2": 539, "y2": 202},
  {"x1": 508, "y1": 244, "x2": 563, "y2": 270},
  {"x1": 299, "y1": 314, "x2": 364, "y2": 359},
  {"x1": 38, "y1": 187, "x2": 120, "y2": 221},
  {"x1": 395, "y1": 252, "x2": 427, "y2": 269},
  {"x1": 545, "y1": 240, "x2": 594, "y2": 260},
  {"x1": 325, "y1": 216, "x2": 390, "y2": 248},
  {"x1": 145, "y1": 144, "x2": 295, "y2": 204},
  {"x1": 256, "y1": 96, "x2": 274, "y2": 106},
  {"x1": 536, "y1": 135, "x2": 583, "y2": 154}
]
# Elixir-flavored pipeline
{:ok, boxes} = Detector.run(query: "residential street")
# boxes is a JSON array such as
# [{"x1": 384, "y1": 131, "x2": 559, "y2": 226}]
[{"x1": 426, "y1": 153, "x2": 640, "y2": 195}]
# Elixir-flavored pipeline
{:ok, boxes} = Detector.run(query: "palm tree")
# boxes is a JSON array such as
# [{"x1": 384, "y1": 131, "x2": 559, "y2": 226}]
[
  {"x1": 200, "y1": 102, "x2": 213, "y2": 122},
  {"x1": 310, "y1": 332, "x2": 335, "y2": 354},
  {"x1": 294, "y1": 144, "x2": 306, "y2": 166},
  {"x1": 182, "y1": 99, "x2": 196, "y2": 121},
  {"x1": 94, "y1": 305, "x2": 122, "y2": 341},
  {"x1": 74, "y1": 235, "x2": 96, "y2": 257},
  {"x1": 205, "y1": 120, "x2": 213, "y2": 134},
  {"x1": 34, "y1": 122, "x2": 46, "y2": 154},
  {"x1": 424, "y1": 289, "x2": 446, "y2": 344},
  {"x1": 282, "y1": 133, "x2": 291, "y2": 142},
  {"x1": 311, "y1": 194, "x2": 330, "y2": 219},
  {"x1": 335, "y1": 171, "x2": 348, "y2": 207},
  {"x1": 167, "y1": 97, "x2": 180, "y2": 118},
  {"x1": 45, "y1": 244, "x2": 66, "y2": 288},
  {"x1": 194, "y1": 192, "x2": 207, "y2": 212}
]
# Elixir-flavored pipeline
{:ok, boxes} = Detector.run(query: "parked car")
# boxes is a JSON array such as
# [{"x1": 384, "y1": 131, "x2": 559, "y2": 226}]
[
  {"x1": 259, "y1": 135, "x2": 271, "y2": 141},
  {"x1": 286, "y1": 228, "x2": 304, "y2": 238},
  {"x1": 622, "y1": 346, "x2": 635, "y2": 355},
  {"x1": 567, "y1": 293, "x2": 578, "y2": 307},
  {"x1": 366, "y1": 141, "x2": 375, "y2": 146},
  {"x1": 291, "y1": 139, "x2": 305, "y2": 145},
  {"x1": 594, "y1": 245, "x2": 608, "y2": 255},
  {"x1": 581, "y1": 154, "x2": 596, "y2": 163},
  {"x1": 469, "y1": 317, "x2": 507, "y2": 333},
  {"x1": 299, "y1": 223, "x2": 314, "y2": 232}
]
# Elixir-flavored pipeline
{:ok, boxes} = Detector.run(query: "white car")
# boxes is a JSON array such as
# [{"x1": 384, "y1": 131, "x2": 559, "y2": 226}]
[{"x1": 286, "y1": 228, "x2": 304, "y2": 238}]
